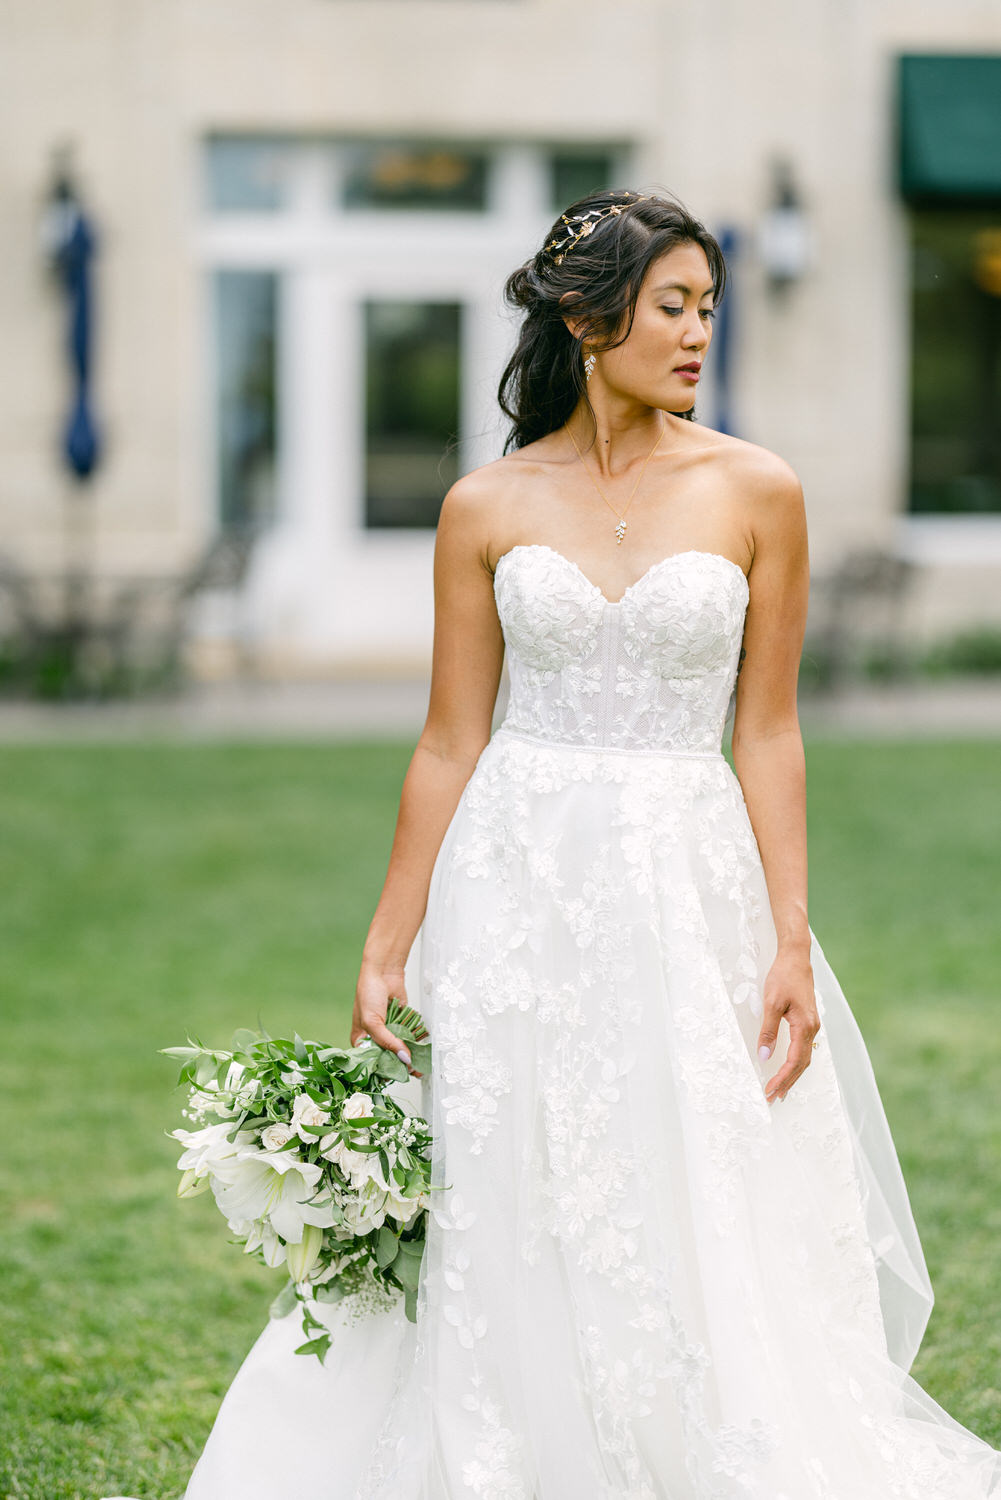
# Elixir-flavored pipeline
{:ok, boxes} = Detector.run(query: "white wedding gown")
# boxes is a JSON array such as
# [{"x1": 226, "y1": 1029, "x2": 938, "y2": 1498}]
[{"x1": 173, "y1": 545, "x2": 1000, "y2": 1499}]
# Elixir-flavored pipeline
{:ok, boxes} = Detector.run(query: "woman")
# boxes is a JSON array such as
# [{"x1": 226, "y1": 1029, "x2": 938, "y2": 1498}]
[{"x1": 178, "y1": 190, "x2": 1001, "y2": 1498}]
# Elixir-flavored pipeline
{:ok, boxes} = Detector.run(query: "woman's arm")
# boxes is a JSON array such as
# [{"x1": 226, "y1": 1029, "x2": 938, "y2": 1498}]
[
  {"x1": 350, "y1": 475, "x2": 505, "y2": 1063},
  {"x1": 731, "y1": 457, "x2": 819, "y2": 1103}
]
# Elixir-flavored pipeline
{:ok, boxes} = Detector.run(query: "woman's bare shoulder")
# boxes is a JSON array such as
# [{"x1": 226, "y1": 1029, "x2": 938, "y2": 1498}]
[
  {"x1": 694, "y1": 425, "x2": 802, "y2": 491},
  {"x1": 438, "y1": 442, "x2": 561, "y2": 555},
  {"x1": 687, "y1": 429, "x2": 805, "y2": 571}
]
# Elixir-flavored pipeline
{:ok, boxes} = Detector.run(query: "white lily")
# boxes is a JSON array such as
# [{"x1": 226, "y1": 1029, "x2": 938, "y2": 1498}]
[
  {"x1": 177, "y1": 1168, "x2": 211, "y2": 1199},
  {"x1": 241, "y1": 1217, "x2": 286, "y2": 1268},
  {"x1": 210, "y1": 1145, "x2": 339, "y2": 1244},
  {"x1": 172, "y1": 1122, "x2": 256, "y2": 1181},
  {"x1": 285, "y1": 1223, "x2": 323, "y2": 1282}
]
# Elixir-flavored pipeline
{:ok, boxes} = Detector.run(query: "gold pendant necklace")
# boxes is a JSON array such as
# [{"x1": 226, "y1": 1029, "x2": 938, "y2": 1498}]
[{"x1": 566, "y1": 420, "x2": 665, "y2": 543}]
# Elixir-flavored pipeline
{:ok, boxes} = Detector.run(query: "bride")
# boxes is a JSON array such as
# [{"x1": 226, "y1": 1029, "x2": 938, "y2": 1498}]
[{"x1": 162, "y1": 189, "x2": 1000, "y2": 1498}]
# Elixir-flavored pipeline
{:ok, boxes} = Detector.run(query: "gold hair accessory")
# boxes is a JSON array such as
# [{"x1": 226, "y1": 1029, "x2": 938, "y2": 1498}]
[{"x1": 546, "y1": 193, "x2": 649, "y2": 266}]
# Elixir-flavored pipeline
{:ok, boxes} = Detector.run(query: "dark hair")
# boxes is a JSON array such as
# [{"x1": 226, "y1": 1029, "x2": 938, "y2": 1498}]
[{"x1": 497, "y1": 188, "x2": 728, "y2": 453}]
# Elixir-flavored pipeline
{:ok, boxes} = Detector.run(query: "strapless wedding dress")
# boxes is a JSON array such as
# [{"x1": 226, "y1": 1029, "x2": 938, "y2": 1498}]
[{"x1": 170, "y1": 544, "x2": 1000, "y2": 1499}]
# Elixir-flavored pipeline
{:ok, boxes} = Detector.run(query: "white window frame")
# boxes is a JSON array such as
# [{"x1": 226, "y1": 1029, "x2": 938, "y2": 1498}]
[
  {"x1": 191, "y1": 136, "x2": 633, "y2": 660},
  {"x1": 194, "y1": 139, "x2": 632, "y2": 548}
]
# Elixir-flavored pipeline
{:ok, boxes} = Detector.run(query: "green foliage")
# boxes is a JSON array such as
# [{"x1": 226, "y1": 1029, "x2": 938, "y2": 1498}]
[
  {"x1": 165, "y1": 1021, "x2": 433, "y2": 1353},
  {"x1": 0, "y1": 739, "x2": 999, "y2": 1496},
  {"x1": 921, "y1": 626, "x2": 1001, "y2": 677}
]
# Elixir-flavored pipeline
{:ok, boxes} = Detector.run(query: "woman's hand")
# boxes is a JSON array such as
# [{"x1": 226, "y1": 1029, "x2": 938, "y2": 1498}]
[
  {"x1": 351, "y1": 960, "x2": 423, "y2": 1078},
  {"x1": 756, "y1": 947, "x2": 819, "y2": 1103}
]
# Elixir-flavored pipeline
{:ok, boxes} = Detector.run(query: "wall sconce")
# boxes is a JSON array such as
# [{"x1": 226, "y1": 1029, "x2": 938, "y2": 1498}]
[{"x1": 757, "y1": 157, "x2": 813, "y2": 294}]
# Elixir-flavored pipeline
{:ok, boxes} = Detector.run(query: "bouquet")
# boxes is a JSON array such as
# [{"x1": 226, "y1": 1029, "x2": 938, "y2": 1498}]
[{"x1": 164, "y1": 999, "x2": 433, "y2": 1362}]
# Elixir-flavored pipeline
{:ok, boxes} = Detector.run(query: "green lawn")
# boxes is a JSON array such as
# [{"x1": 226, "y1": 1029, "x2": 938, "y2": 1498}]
[{"x1": 1, "y1": 739, "x2": 999, "y2": 1497}]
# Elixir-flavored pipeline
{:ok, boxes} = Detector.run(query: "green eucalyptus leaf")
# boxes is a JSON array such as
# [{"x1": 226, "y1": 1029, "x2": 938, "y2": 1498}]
[
  {"x1": 375, "y1": 1226, "x2": 400, "y2": 1269},
  {"x1": 403, "y1": 1166, "x2": 422, "y2": 1195},
  {"x1": 194, "y1": 1056, "x2": 219, "y2": 1086},
  {"x1": 314, "y1": 1281, "x2": 347, "y2": 1304},
  {"x1": 299, "y1": 1303, "x2": 326, "y2": 1335},
  {"x1": 295, "y1": 1335, "x2": 331, "y2": 1363},
  {"x1": 230, "y1": 1028, "x2": 262, "y2": 1052},
  {"x1": 408, "y1": 1042, "x2": 432, "y2": 1073},
  {"x1": 373, "y1": 1051, "x2": 410, "y2": 1082},
  {"x1": 393, "y1": 1252, "x2": 422, "y2": 1292},
  {"x1": 269, "y1": 1279, "x2": 299, "y2": 1320}
]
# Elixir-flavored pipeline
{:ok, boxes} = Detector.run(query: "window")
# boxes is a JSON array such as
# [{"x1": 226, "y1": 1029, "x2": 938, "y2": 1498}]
[
  {"x1": 200, "y1": 136, "x2": 633, "y2": 538},
  {"x1": 909, "y1": 210, "x2": 1001, "y2": 513},
  {"x1": 364, "y1": 301, "x2": 462, "y2": 529},
  {"x1": 342, "y1": 143, "x2": 490, "y2": 211},
  {"x1": 549, "y1": 148, "x2": 620, "y2": 214},
  {"x1": 205, "y1": 137, "x2": 296, "y2": 212},
  {"x1": 215, "y1": 271, "x2": 278, "y2": 527}
]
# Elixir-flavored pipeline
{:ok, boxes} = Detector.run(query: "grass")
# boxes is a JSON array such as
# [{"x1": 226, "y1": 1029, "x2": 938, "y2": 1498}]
[{"x1": 1, "y1": 738, "x2": 999, "y2": 1496}]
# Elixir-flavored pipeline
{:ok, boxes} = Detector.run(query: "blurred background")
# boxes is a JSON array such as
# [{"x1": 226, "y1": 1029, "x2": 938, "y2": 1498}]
[
  {"x1": 2, "y1": 4, "x2": 1000, "y2": 1498},
  {"x1": 2, "y1": 0, "x2": 1001, "y2": 711}
]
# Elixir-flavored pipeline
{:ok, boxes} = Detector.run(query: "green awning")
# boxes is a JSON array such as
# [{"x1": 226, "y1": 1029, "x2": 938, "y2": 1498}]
[{"x1": 899, "y1": 54, "x2": 1001, "y2": 201}]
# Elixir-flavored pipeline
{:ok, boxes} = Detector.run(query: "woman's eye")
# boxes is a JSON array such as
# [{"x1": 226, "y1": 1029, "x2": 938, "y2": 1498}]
[{"x1": 661, "y1": 305, "x2": 716, "y2": 319}]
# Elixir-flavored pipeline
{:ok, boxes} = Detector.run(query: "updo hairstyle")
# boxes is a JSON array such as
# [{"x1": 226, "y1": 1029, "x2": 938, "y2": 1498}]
[{"x1": 497, "y1": 188, "x2": 728, "y2": 453}]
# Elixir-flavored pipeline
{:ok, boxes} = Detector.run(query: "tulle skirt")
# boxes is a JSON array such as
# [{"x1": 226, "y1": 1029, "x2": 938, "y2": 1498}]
[{"x1": 181, "y1": 730, "x2": 1001, "y2": 1498}]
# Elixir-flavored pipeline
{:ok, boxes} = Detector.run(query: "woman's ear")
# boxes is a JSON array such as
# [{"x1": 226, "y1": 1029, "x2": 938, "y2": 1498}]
[{"x1": 558, "y1": 289, "x2": 586, "y2": 341}]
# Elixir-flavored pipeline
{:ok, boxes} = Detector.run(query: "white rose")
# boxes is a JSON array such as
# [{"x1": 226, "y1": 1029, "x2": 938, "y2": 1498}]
[
  {"x1": 291, "y1": 1092, "x2": 330, "y2": 1141},
  {"x1": 341, "y1": 1092, "x2": 376, "y2": 1121},
  {"x1": 260, "y1": 1121, "x2": 295, "y2": 1152},
  {"x1": 385, "y1": 1190, "x2": 421, "y2": 1225},
  {"x1": 348, "y1": 1152, "x2": 391, "y2": 1194},
  {"x1": 319, "y1": 1093, "x2": 378, "y2": 1177},
  {"x1": 319, "y1": 1133, "x2": 372, "y2": 1183}
]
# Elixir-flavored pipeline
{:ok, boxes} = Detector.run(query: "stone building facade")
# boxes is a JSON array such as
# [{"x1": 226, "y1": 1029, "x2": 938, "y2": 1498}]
[{"x1": 2, "y1": 0, "x2": 1000, "y2": 676}]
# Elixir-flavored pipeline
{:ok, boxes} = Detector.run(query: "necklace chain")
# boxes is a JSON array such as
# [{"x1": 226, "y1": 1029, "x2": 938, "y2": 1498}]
[{"x1": 565, "y1": 421, "x2": 666, "y2": 544}]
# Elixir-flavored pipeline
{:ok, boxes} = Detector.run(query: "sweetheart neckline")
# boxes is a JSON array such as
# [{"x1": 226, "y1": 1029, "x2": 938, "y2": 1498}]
[{"x1": 493, "y1": 543, "x2": 749, "y2": 608}]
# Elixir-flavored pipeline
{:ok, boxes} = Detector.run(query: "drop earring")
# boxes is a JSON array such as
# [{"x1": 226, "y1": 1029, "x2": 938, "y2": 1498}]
[{"x1": 584, "y1": 350, "x2": 596, "y2": 382}]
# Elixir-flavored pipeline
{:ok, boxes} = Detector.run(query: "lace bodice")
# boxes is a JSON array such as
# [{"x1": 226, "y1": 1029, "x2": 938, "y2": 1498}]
[{"x1": 493, "y1": 544, "x2": 749, "y2": 754}]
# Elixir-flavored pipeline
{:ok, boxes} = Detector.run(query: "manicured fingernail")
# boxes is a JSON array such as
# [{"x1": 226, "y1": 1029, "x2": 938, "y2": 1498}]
[
  {"x1": 396, "y1": 1047, "x2": 411, "y2": 1065},
  {"x1": 758, "y1": 1045, "x2": 771, "y2": 1062}
]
